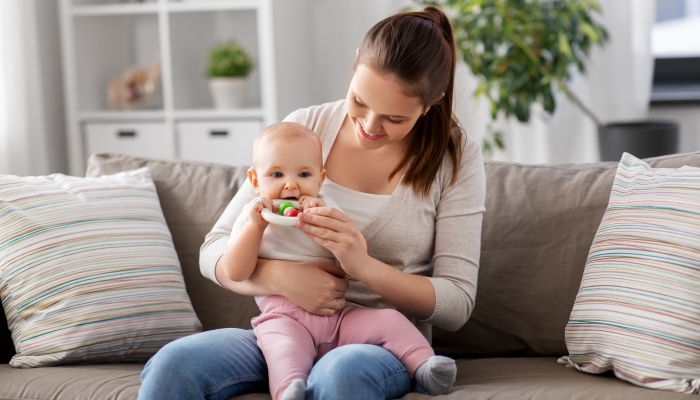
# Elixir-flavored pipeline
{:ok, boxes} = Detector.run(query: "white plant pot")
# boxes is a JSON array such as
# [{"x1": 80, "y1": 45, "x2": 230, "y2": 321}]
[{"x1": 209, "y1": 77, "x2": 248, "y2": 109}]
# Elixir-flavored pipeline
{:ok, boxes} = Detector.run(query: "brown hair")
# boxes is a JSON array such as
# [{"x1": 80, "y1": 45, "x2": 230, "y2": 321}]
[{"x1": 354, "y1": 6, "x2": 463, "y2": 196}]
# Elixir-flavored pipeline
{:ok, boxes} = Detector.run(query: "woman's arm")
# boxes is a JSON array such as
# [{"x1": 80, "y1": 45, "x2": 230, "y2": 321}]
[{"x1": 422, "y1": 137, "x2": 485, "y2": 331}]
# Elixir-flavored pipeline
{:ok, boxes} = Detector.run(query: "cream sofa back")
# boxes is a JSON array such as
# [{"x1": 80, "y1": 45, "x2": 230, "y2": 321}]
[
  {"x1": 2, "y1": 151, "x2": 700, "y2": 364},
  {"x1": 433, "y1": 151, "x2": 700, "y2": 358}
]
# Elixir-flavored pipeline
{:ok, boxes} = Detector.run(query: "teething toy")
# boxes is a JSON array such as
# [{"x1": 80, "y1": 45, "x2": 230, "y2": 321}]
[
  {"x1": 262, "y1": 199, "x2": 301, "y2": 226},
  {"x1": 278, "y1": 201, "x2": 295, "y2": 216}
]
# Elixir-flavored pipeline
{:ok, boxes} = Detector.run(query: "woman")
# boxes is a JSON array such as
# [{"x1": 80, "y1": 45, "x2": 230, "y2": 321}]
[{"x1": 139, "y1": 6, "x2": 485, "y2": 400}]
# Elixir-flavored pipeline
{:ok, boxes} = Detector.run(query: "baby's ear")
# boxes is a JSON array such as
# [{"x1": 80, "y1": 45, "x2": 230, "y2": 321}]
[
  {"x1": 247, "y1": 168, "x2": 260, "y2": 194},
  {"x1": 319, "y1": 169, "x2": 327, "y2": 189}
]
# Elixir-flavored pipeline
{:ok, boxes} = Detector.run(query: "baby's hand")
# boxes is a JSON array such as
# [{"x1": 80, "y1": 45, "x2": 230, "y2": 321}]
[
  {"x1": 248, "y1": 196, "x2": 274, "y2": 228},
  {"x1": 298, "y1": 195, "x2": 326, "y2": 211}
]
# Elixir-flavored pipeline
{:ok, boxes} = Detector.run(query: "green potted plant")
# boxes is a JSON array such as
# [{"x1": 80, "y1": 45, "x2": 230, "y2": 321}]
[
  {"x1": 207, "y1": 40, "x2": 254, "y2": 109},
  {"x1": 418, "y1": 0, "x2": 678, "y2": 160}
]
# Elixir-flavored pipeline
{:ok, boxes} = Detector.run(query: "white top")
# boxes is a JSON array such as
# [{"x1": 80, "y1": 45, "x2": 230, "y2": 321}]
[
  {"x1": 320, "y1": 178, "x2": 391, "y2": 232},
  {"x1": 228, "y1": 194, "x2": 341, "y2": 306}
]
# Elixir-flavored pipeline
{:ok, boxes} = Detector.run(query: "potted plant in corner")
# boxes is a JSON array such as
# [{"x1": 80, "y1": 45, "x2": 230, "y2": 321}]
[
  {"x1": 419, "y1": 0, "x2": 678, "y2": 161},
  {"x1": 207, "y1": 40, "x2": 253, "y2": 109}
]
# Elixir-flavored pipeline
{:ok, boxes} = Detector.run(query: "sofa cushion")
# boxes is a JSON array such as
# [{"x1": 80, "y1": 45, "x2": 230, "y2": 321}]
[
  {"x1": 84, "y1": 154, "x2": 260, "y2": 333},
  {"x1": 1, "y1": 358, "x2": 675, "y2": 400},
  {"x1": 432, "y1": 151, "x2": 700, "y2": 358},
  {"x1": 0, "y1": 363, "x2": 142, "y2": 399},
  {"x1": 427, "y1": 358, "x2": 691, "y2": 400}
]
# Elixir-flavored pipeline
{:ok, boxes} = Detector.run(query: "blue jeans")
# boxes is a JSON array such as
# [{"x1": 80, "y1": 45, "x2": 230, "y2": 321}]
[{"x1": 138, "y1": 328, "x2": 423, "y2": 399}]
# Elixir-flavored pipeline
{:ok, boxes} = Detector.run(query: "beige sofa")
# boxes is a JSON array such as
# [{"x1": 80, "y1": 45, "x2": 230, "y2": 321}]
[{"x1": 1, "y1": 151, "x2": 698, "y2": 400}]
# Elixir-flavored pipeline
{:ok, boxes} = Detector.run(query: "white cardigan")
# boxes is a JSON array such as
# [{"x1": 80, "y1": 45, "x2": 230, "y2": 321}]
[{"x1": 200, "y1": 99, "x2": 486, "y2": 341}]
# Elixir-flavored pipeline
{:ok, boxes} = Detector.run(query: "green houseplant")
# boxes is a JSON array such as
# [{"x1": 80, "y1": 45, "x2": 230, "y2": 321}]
[
  {"x1": 207, "y1": 40, "x2": 254, "y2": 109},
  {"x1": 420, "y1": 0, "x2": 679, "y2": 161},
  {"x1": 418, "y1": 0, "x2": 609, "y2": 156}
]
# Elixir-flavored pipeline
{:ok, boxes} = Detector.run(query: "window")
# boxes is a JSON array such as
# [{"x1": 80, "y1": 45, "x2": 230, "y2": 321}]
[{"x1": 651, "y1": 0, "x2": 700, "y2": 104}]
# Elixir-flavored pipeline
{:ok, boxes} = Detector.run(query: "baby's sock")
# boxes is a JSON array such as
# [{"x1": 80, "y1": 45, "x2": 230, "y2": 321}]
[
  {"x1": 414, "y1": 355, "x2": 457, "y2": 396},
  {"x1": 280, "y1": 379, "x2": 306, "y2": 400}
]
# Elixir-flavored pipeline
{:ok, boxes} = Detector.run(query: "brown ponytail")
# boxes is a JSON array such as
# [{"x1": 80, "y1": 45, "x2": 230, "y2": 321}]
[{"x1": 355, "y1": 6, "x2": 463, "y2": 197}]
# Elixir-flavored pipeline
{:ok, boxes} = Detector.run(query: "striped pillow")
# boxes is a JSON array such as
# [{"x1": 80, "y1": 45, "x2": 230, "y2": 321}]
[
  {"x1": 0, "y1": 168, "x2": 202, "y2": 368},
  {"x1": 558, "y1": 153, "x2": 700, "y2": 393}
]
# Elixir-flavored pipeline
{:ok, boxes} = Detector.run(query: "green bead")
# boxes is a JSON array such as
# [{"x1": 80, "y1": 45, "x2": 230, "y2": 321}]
[{"x1": 278, "y1": 201, "x2": 294, "y2": 215}]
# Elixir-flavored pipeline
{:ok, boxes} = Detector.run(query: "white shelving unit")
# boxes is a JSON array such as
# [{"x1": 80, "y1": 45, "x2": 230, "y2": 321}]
[{"x1": 59, "y1": 0, "x2": 296, "y2": 175}]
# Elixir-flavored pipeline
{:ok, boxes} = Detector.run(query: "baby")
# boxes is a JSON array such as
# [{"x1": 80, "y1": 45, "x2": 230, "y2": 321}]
[{"x1": 224, "y1": 122, "x2": 456, "y2": 400}]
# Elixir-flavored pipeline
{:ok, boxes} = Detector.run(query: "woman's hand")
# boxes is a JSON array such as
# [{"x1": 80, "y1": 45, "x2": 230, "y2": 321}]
[
  {"x1": 258, "y1": 259, "x2": 350, "y2": 316},
  {"x1": 296, "y1": 207, "x2": 369, "y2": 279}
]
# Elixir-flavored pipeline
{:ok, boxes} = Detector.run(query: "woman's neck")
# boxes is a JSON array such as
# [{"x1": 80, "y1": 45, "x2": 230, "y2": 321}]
[{"x1": 323, "y1": 114, "x2": 408, "y2": 196}]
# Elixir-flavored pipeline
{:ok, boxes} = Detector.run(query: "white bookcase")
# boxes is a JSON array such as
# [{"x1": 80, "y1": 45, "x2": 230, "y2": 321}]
[{"x1": 60, "y1": 0, "x2": 312, "y2": 175}]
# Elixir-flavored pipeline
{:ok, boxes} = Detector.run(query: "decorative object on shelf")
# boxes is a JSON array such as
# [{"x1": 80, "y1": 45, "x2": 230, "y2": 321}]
[
  {"x1": 417, "y1": 0, "x2": 609, "y2": 156},
  {"x1": 207, "y1": 40, "x2": 254, "y2": 109},
  {"x1": 107, "y1": 55, "x2": 161, "y2": 110}
]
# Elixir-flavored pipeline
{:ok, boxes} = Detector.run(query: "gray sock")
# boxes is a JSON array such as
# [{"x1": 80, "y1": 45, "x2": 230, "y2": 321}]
[
  {"x1": 280, "y1": 379, "x2": 306, "y2": 400},
  {"x1": 414, "y1": 356, "x2": 457, "y2": 396}
]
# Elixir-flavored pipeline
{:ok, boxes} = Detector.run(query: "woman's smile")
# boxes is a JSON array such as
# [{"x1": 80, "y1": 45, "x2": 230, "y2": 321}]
[{"x1": 356, "y1": 120, "x2": 385, "y2": 141}]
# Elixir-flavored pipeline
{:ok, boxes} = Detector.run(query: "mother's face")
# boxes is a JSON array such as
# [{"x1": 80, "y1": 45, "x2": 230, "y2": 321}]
[{"x1": 346, "y1": 64, "x2": 426, "y2": 150}]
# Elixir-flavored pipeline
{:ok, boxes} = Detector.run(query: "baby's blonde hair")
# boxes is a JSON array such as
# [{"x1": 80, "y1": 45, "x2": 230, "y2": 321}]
[{"x1": 251, "y1": 122, "x2": 323, "y2": 168}]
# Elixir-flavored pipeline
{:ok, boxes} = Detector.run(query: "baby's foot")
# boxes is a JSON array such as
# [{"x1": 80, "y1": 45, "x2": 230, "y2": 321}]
[
  {"x1": 415, "y1": 355, "x2": 457, "y2": 395},
  {"x1": 280, "y1": 379, "x2": 306, "y2": 400}
]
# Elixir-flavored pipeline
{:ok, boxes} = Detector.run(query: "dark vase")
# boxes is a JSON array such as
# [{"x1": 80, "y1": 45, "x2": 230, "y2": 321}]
[{"x1": 597, "y1": 121, "x2": 679, "y2": 162}]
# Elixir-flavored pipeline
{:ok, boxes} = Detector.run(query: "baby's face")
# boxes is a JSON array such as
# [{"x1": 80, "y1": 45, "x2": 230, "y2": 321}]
[{"x1": 250, "y1": 136, "x2": 325, "y2": 200}]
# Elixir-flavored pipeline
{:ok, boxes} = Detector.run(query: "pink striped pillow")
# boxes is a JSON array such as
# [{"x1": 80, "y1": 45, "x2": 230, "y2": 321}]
[
  {"x1": 558, "y1": 153, "x2": 700, "y2": 393},
  {"x1": 0, "y1": 168, "x2": 201, "y2": 368}
]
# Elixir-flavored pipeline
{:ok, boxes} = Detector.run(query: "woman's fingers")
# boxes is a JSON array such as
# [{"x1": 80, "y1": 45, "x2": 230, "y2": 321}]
[
  {"x1": 301, "y1": 223, "x2": 342, "y2": 245},
  {"x1": 304, "y1": 206, "x2": 353, "y2": 223},
  {"x1": 277, "y1": 261, "x2": 348, "y2": 316},
  {"x1": 297, "y1": 211, "x2": 351, "y2": 239},
  {"x1": 324, "y1": 297, "x2": 346, "y2": 312},
  {"x1": 316, "y1": 262, "x2": 348, "y2": 280}
]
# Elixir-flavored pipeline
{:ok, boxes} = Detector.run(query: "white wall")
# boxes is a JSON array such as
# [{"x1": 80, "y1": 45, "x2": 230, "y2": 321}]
[
  {"x1": 35, "y1": 0, "x2": 68, "y2": 174},
  {"x1": 272, "y1": 0, "x2": 412, "y2": 119}
]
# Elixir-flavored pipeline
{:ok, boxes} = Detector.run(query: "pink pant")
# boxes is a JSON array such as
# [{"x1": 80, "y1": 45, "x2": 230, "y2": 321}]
[{"x1": 251, "y1": 295, "x2": 435, "y2": 400}]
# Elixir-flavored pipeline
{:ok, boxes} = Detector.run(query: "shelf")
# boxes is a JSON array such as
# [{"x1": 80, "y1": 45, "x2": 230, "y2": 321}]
[
  {"x1": 167, "y1": 1, "x2": 259, "y2": 13},
  {"x1": 72, "y1": 3, "x2": 160, "y2": 16},
  {"x1": 78, "y1": 110, "x2": 166, "y2": 122},
  {"x1": 174, "y1": 108, "x2": 265, "y2": 120},
  {"x1": 74, "y1": 13, "x2": 162, "y2": 112},
  {"x1": 169, "y1": 9, "x2": 261, "y2": 110}
]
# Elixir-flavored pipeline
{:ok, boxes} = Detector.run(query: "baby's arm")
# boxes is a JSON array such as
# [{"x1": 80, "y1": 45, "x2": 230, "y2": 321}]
[
  {"x1": 221, "y1": 197, "x2": 274, "y2": 282},
  {"x1": 298, "y1": 195, "x2": 326, "y2": 210}
]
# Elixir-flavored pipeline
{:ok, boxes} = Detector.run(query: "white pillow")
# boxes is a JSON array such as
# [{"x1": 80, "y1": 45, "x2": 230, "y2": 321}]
[
  {"x1": 0, "y1": 168, "x2": 202, "y2": 368},
  {"x1": 558, "y1": 153, "x2": 700, "y2": 393}
]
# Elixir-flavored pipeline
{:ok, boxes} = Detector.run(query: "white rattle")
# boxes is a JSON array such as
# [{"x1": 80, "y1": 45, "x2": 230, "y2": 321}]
[{"x1": 261, "y1": 199, "x2": 301, "y2": 227}]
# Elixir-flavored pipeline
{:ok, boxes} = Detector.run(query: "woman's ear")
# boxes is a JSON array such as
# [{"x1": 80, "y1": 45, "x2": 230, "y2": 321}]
[
  {"x1": 423, "y1": 93, "x2": 445, "y2": 115},
  {"x1": 247, "y1": 168, "x2": 260, "y2": 194}
]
